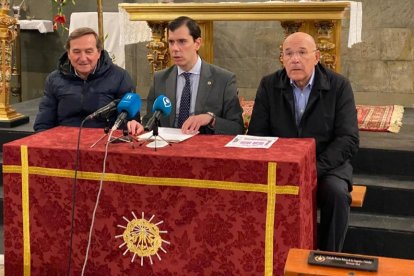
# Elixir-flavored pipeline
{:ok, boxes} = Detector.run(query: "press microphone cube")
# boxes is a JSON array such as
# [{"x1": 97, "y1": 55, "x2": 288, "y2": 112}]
[
  {"x1": 117, "y1": 92, "x2": 142, "y2": 119},
  {"x1": 152, "y1": 95, "x2": 172, "y2": 116},
  {"x1": 144, "y1": 95, "x2": 172, "y2": 131}
]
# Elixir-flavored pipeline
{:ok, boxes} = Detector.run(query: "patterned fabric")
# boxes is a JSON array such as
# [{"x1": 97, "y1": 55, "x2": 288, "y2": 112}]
[
  {"x1": 357, "y1": 104, "x2": 404, "y2": 133},
  {"x1": 2, "y1": 126, "x2": 317, "y2": 275},
  {"x1": 177, "y1": 72, "x2": 192, "y2": 128}
]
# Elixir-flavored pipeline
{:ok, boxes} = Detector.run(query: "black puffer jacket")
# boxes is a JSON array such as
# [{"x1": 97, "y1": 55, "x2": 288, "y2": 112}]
[{"x1": 34, "y1": 50, "x2": 138, "y2": 131}]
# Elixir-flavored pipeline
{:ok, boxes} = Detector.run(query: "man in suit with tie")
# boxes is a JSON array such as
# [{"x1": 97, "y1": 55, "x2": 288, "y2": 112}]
[{"x1": 128, "y1": 16, "x2": 244, "y2": 135}]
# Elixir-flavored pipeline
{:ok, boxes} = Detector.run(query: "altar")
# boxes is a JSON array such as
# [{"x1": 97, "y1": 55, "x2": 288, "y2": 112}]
[
  {"x1": 3, "y1": 127, "x2": 317, "y2": 275},
  {"x1": 119, "y1": 1, "x2": 358, "y2": 73}
]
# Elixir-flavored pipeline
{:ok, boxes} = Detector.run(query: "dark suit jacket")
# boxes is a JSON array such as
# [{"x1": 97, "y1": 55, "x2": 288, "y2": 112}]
[
  {"x1": 143, "y1": 61, "x2": 244, "y2": 135},
  {"x1": 248, "y1": 64, "x2": 359, "y2": 186}
]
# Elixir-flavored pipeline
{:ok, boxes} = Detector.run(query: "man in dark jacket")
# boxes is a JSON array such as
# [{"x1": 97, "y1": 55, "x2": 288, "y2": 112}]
[
  {"x1": 248, "y1": 32, "x2": 359, "y2": 252},
  {"x1": 34, "y1": 27, "x2": 143, "y2": 133}
]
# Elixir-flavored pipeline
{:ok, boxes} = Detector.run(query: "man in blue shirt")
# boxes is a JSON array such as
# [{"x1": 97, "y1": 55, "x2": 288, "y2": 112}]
[{"x1": 248, "y1": 32, "x2": 359, "y2": 252}]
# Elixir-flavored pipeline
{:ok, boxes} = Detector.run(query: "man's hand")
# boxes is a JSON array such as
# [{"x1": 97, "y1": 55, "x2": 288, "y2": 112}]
[
  {"x1": 181, "y1": 114, "x2": 213, "y2": 134},
  {"x1": 127, "y1": 120, "x2": 145, "y2": 136}
]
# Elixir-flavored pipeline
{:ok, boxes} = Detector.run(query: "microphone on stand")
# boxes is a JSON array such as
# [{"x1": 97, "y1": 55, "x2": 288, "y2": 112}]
[
  {"x1": 111, "y1": 92, "x2": 142, "y2": 131},
  {"x1": 144, "y1": 95, "x2": 172, "y2": 131},
  {"x1": 85, "y1": 99, "x2": 121, "y2": 120}
]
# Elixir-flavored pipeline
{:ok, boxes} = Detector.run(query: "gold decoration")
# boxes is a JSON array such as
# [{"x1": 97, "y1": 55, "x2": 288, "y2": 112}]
[
  {"x1": 146, "y1": 22, "x2": 169, "y2": 73},
  {"x1": 120, "y1": 2, "x2": 349, "y2": 73},
  {"x1": 116, "y1": 212, "x2": 170, "y2": 266},
  {"x1": 315, "y1": 21, "x2": 336, "y2": 70},
  {"x1": 0, "y1": 5, "x2": 29, "y2": 127}
]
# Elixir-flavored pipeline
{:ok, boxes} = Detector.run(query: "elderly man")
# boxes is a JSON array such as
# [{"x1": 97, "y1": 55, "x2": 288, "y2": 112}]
[
  {"x1": 248, "y1": 32, "x2": 359, "y2": 252},
  {"x1": 34, "y1": 27, "x2": 140, "y2": 132}
]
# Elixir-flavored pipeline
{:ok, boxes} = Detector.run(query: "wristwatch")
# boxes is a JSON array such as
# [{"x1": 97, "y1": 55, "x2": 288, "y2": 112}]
[{"x1": 206, "y1": 112, "x2": 216, "y2": 128}]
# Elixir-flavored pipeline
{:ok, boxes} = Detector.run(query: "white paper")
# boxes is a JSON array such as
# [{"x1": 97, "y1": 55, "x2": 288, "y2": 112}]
[
  {"x1": 225, "y1": 135, "x2": 278, "y2": 149},
  {"x1": 146, "y1": 140, "x2": 169, "y2": 149},
  {"x1": 138, "y1": 127, "x2": 198, "y2": 143}
]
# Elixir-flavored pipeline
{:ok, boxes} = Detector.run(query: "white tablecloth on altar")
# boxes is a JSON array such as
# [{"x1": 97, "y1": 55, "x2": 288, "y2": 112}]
[
  {"x1": 19, "y1": 20, "x2": 54, "y2": 33},
  {"x1": 69, "y1": 12, "x2": 151, "y2": 69}
]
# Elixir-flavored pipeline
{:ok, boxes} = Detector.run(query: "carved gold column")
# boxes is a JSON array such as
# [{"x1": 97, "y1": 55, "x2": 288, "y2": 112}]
[
  {"x1": 146, "y1": 22, "x2": 169, "y2": 73},
  {"x1": 0, "y1": 1, "x2": 28, "y2": 127},
  {"x1": 314, "y1": 21, "x2": 337, "y2": 71}
]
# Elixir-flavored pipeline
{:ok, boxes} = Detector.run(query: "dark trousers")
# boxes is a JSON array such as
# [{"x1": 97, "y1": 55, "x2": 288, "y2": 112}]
[{"x1": 317, "y1": 175, "x2": 351, "y2": 252}]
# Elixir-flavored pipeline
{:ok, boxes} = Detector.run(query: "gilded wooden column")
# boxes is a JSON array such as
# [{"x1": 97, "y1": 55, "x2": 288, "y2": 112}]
[
  {"x1": 146, "y1": 22, "x2": 169, "y2": 73},
  {"x1": 0, "y1": 1, "x2": 28, "y2": 127},
  {"x1": 314, "y1": 21, "x2": 337, "y2": 71}
]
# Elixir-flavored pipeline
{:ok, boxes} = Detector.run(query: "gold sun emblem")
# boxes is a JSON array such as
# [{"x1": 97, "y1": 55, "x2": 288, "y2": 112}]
[
  {"x1": 315, "y1": 255, "x2": 326, "y2": 262},
  {"x1": 116, "y1": 212, "x2": 170, "y2": 266}
]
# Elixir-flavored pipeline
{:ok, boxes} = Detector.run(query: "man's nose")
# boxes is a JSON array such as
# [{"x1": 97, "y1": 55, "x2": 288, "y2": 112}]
[
  {"x1": 79, "y1": 52, "x2": 87, "y2": 59},
  {"x1": 169, "y1": 43, "x2": 179, "y2": 51}
]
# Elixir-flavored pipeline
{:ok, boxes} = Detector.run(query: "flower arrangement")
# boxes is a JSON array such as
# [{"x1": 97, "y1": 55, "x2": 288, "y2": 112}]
[{"x1": 52, "y1": 0, "x2": 76, "y2": 31}]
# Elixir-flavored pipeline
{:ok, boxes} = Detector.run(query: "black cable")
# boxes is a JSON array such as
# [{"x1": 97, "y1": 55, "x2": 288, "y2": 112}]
[{"x1": 66, "y1": 118, "x2": 86, "y2": 276}]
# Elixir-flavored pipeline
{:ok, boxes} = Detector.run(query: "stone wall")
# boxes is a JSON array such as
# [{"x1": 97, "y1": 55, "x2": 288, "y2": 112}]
[
  {"x1": 341, "y1": 0, "x2": 414, "y2": 107},
  {"x1": 15, "y1": 0, "x2": 414, "y2": 107}
]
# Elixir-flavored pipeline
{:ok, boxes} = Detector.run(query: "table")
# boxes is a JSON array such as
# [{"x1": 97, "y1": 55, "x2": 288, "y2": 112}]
[
  {"x1": 19, "y1": 20, "x2": 53, "y2": 33},
  {"x1": 3, "y1": 126, "x2": 317, "y2": 275},
  {"x1": 284, "y1": 248, "x2": 414, "y2": 275}
]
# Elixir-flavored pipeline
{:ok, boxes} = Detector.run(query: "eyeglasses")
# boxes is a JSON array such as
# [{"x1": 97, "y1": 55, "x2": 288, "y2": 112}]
[{"x1": 283, "y1": 49, "x2": 317, "y2": 59}]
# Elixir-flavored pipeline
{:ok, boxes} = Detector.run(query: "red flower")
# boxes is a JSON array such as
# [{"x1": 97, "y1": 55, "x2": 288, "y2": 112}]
[{"x1": 54, "y1": 14, "x2": 66, "y2": 24}]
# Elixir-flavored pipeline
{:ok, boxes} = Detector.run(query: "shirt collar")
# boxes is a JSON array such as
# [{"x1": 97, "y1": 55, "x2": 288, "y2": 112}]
[
  {"x1": 74, "y1": 66, "x2": 97, "y2": 79},
  {"x1": 177, "y1": 56, "x2": 202, "y2": 76},
  {"x1": 290, "y1": 68, "x2": 316, "y2": 89}
]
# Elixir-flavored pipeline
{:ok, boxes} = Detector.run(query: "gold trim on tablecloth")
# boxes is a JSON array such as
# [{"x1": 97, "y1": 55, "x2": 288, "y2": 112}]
[{"x1": 3, "y1": 155, "x2": 300, "y2": 275}]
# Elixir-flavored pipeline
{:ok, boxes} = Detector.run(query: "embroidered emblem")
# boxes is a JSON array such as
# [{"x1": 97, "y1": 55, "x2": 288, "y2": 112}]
[
  {"x1": 116, "y1": 212, "x2": 170, "y2": 266},
  {"x1": 315, "y1": 255, "x2": 326, "y2": 262}
]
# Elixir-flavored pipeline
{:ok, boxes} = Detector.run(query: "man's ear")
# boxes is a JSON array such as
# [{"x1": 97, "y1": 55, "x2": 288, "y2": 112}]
[
  {"x1": 194, "y1": 37, "x2": 202, "y2": 51},
  {"x1": 315, "y1": 49, "x2": 321, "y2": 65}
]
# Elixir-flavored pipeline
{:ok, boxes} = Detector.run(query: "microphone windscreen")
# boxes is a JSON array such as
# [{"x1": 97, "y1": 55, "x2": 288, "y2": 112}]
[
  {"x1": 152, "y1": 95, "x2": 172, "y2": 116},
  {"x1": 116, "y1": 92, "x2": 142, "y2": 119}
]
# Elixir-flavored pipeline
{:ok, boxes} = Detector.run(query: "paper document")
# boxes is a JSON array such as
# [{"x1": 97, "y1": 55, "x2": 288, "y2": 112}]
[
  {"x1": 225, "y1": 135, "x2": 278, "y2": 149},
  {"x1": 138, "y1": 127, "x2": 198, "y2": 143}
]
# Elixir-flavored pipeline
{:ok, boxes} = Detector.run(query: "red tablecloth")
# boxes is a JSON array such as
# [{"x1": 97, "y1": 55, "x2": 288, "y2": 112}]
[{"x1": 3, "y1": 126, "x2": 317, "y2": 275}]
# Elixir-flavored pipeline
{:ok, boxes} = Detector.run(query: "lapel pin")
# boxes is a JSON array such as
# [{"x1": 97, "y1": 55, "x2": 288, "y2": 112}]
[{"x1": 207, "y1": 81, "x2": 212, "y2": 86}]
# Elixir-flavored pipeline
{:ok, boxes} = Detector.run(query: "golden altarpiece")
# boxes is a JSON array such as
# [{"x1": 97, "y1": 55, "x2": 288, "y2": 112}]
[
  {"x1": 119, "y1": 1, "x2": 350, "y2": 74},
  {"x1": 0, "y1": 0, "x2": 28, "y2": 127}
]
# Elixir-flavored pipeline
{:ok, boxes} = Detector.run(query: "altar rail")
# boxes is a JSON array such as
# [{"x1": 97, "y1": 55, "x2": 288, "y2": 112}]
[{"x1": 119, "y1": 2, "x2": 350, "y2": 73}]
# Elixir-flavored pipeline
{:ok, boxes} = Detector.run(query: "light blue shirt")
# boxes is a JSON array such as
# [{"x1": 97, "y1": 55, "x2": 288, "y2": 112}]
[
  {"x1": 176, "y1": 56, "x2": 202, "y2": 120},
  {"x1": 290, "y1": 69, "x2": 315, "y2": 126}
]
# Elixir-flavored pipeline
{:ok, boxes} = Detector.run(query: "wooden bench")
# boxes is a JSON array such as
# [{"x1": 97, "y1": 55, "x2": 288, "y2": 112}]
[
  {"x1": 284, "y1": 248, "x2": 414, "y2": 275},
  {"x1": 351, "y1": 184, "x2": 367, "y2": 208}
]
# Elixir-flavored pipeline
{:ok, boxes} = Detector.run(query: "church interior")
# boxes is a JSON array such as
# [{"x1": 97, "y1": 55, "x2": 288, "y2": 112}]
[{"x1": 0, "y1": 0, "x2": 413, "y2": 275}]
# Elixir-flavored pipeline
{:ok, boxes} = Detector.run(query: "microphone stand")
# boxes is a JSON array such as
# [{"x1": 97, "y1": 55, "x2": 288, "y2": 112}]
[
  {"x1": 90, "y1": 119, "x2": 111, "y2": 148},
  {"x1": 140, "y1": 117, "x2": 171, "y2": 151},
  {"x1": 90, "y1": 118, "x2": 137, "y2": 148},
  {"x1": 109, "y1": 124, "x2": 135, "y2": 144}
]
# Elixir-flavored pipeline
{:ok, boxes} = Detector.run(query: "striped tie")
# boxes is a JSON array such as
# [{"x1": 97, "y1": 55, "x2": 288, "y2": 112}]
[{"x1": 177, "y1": 72, "x2": 191, "y2": 128}]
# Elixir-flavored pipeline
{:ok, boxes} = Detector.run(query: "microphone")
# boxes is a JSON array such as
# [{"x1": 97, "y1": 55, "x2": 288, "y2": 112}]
[
  {"x1": 85, "y1": 99, "x2": 120, "y2": 120},
  {"x1": 144, "y1": 95, "x2": 172, "y2": 131},
  {"x1": 111, "y1": 92, "x2": 142, "y2": 131}
]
